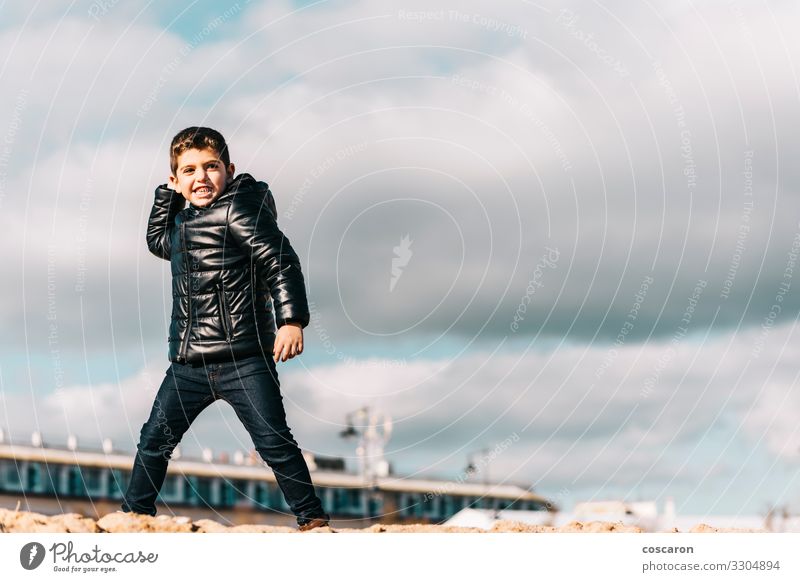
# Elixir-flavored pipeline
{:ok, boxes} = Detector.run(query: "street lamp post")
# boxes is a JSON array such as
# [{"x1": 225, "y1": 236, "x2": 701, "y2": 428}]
[
  {"x1": 465, "y1": 448, "x2": 491, "y2": 487},
  {"x1": 340, "y1": 406, "x2": 392, "y2": 518},
  {"x1": 465, "y1": 448, "x2": 497, "y2": 516}
]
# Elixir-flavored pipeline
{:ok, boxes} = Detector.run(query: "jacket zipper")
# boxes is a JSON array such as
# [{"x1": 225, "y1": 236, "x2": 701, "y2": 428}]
[
  {"x1": 179, "y1": 221, "x2": 191, "y2": 362},
  {"x1": 216, "y1": 283, "x2": 233, "y2": 342}
]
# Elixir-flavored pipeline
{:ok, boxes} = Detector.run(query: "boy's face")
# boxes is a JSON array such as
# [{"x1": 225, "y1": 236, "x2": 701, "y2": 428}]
[{"x1": 169, "y1": 147, "x2": 235, "y2": 207}]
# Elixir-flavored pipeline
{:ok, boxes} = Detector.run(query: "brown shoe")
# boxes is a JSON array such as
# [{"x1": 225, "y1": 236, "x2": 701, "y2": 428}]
[{"x1": 298, "y1": 518, "x2": 330, "y2": 532}]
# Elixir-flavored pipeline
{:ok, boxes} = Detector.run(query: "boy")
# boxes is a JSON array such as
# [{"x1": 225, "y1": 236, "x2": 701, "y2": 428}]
[{"x1": 121, "y1": 127, "x2": 330, "y2": 531}]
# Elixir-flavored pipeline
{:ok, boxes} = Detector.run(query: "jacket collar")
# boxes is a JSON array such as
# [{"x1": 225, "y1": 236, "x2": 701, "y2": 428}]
[{"x1": 187, "y1": 173, "x2": 266, "y2": 210}]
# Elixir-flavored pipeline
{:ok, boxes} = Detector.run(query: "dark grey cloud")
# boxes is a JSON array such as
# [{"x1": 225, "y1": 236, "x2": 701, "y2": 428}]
[{"x1": 4, "y1": 0, "x2": 800, "y2": 357}]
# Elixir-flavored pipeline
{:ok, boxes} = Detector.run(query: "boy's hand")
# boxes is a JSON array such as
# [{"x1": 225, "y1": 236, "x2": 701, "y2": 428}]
[{"x1": 274, "y1": 322, "x2": 304, "y2": 363}]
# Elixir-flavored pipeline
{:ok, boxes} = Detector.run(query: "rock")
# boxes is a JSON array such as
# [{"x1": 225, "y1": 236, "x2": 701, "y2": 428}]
[
  {"x1": 689, "y1": 523, "x2": 764, "y2": 533},
  {"x1": 0, "y1": 508, "x2": 99, "y2": 533},
  {"x1": 356, "y1": 523, "x2": 481, "y2": 533},
  {"x1": 192, "y1": 519, "x2": 296, "y2": 533},
  {"x1": 192, "y1": 518, "x2": 230, "y2": 533},
  {"x1": 230, "y1": 524, "x2": 297, "y2": 533},
  {"x1": 581, "y1": 521, "x2": 643, "y2": 533},
  {"x1": 490, "y1": 520, "x2": 556, "y2": 533},
  {"x1": 556, "y1": 520, "x2": 643, "y2": 533},
  {"x1": 96, "y1": 512, "x2": 197, "y2": 533},
  {"x1": 49, "y1": 513, "x2": 100, "y2": 533}
]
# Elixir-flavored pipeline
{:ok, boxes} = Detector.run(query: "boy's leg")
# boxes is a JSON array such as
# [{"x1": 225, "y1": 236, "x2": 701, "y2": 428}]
[
  {"x1": 121, "y1": 363, "x2": 214, "y2": 515},
  {"x1": 216, "y1": 355, "x2": 329, "y2": 526}
]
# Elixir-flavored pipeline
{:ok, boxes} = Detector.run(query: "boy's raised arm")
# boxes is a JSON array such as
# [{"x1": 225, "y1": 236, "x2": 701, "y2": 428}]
[
  {"x1": 146, "y1": 185, "x2": 185, "y2": 260},
  {"x1": 227, "y1": 187, "x2": 310, "y2": 329}
]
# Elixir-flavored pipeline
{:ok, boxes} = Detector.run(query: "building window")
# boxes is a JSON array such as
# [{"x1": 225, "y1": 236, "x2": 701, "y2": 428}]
[
  {"x1": 348, "y1": 488, "x2": 360, "y2": 511},
  {"x1": 328, "y1": 488, "x2": 361, "y2": 515},
  {"x1": 402, "y1": 493, "x2": 413, "y2": 517},
  {"x1": 27, "y1": 464, "x2": 40, "y2": 492},
  {"x1": 107, "y1": 470, "x2": 126, "y2": 499},
  {"x1": 426, "y1": 495, "x2": 441, "y2": 518},
  {"x1": 2, "y1": 461, "x2": 22, "y2": 490},
  {"x1": 184, "y1": 477, "x2": 199, "y2": 505},
  {"x1": 440, "y1": 495, "x2": 453, "y2": 516},
  {"x1": 254, "y1": 482, "x2": 269, "y2": 508},
  {"x1": 403, "y1": 494, "x2": 420, "y2": 517},
  {"x1": 320, "y1": 487, "x2": 334, "y2": 513},
  {"x1": 68, "y1": 467, "x2": 85, "y2": 497},
  {"x1": 332, "y1": 488, "x2": 346, "y2": 513},
  {"x1": 221, "y1": 480, "x2": 243, "y2": 507},
  {"x1": 159, "y1": 475, "x2": 181, "y2": 502},
  {"x1": 83, "y1": 468, "x2": 102, "y2": 495},
  {"x1": 195, "y1": 478, "x2": 211, "y2": 506},
  {"x1": 40, "y1": 465, "x2": 59, "y2": 494},
  {"x1": 366, "y1": 492, "x2": 382, "y2": 518},
  {"x1": 271, "y1": 484, "x2": 288, "y2": 510}
]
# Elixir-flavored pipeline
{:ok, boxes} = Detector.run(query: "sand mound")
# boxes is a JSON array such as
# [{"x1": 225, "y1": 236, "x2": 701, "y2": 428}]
[
  {"x1": 0, "y1": 508, "x2": 758, "y2": 533},
  {"x1": 0, "y1": 508, "x2": 99, "y2": 533},
  {"x1": 688, "y1": 523, "x2": 764, "y2": 533},
  {"x1": 96, "y1": 512, "x2": 197, "y2": 533},
  {"x1": 487, "y1": 519, "x2": 643, "y2": 533}
]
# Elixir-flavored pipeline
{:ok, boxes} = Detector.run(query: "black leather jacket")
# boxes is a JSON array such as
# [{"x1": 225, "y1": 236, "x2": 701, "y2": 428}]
[{"x1": 146, "y1": 173, "x2": 309, "y2": 364}]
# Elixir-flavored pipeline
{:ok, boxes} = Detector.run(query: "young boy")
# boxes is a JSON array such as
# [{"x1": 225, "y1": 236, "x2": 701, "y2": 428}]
[{"x1": 121, "y1": 127, "x2": 330, "y2": 531}]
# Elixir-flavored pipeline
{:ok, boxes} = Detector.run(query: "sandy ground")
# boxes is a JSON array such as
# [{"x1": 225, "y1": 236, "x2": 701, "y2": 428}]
[{"x1": 0, "y1": 508, "x2": 763, "y2": 533}]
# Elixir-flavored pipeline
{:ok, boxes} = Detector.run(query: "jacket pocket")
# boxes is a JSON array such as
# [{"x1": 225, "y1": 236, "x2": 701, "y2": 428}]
[{"x1": 216, "y1": 283, "x2": 234, "y2": 342}]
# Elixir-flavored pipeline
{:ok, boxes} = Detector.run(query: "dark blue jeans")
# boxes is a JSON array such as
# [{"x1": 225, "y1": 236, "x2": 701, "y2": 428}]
[{"x1": 121, "y1": 354, "x2": 329, "y2": 526}]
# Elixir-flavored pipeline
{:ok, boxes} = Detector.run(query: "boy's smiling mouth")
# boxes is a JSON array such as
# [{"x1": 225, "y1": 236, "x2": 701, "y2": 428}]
[{"x1": 190, "y1": 185, "x2": 217, "y2": 206}]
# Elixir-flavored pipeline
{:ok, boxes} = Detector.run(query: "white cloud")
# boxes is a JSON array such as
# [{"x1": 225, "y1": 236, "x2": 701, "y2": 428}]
[{"x1": 4, "y1": 318, "x2": 793, "y2": 494}]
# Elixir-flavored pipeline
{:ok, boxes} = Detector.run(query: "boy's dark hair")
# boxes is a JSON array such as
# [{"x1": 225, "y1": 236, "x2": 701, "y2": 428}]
[{"x1": 170, "y1": 126, "x2": 230, "y2": 175}]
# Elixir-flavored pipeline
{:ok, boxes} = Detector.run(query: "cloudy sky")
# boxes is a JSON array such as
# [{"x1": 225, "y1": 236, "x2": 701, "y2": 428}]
[{"x1": 2, "y1": 0, "x2": 800, "y2": 517}]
